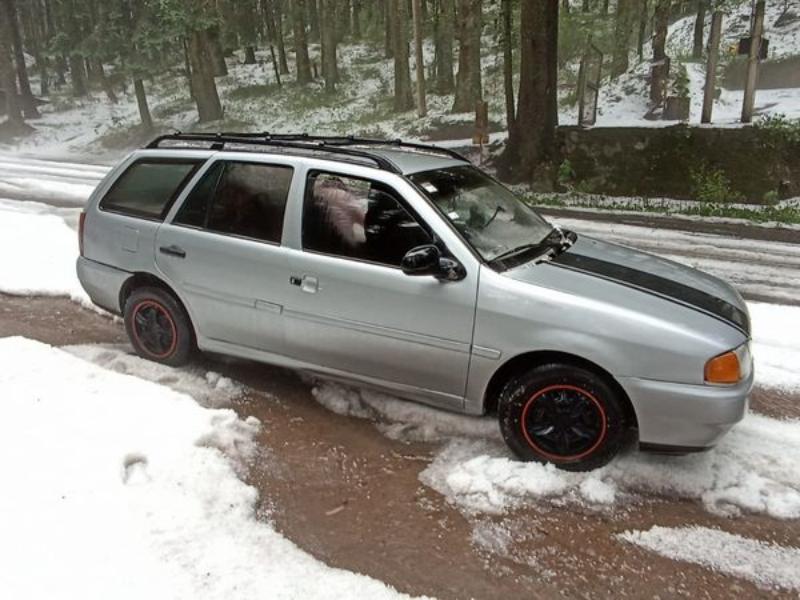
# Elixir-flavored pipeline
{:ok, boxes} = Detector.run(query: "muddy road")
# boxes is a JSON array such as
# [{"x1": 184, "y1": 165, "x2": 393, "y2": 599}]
[{"x1": 2, "y1": 293, "x2": 798, "y2": 600}]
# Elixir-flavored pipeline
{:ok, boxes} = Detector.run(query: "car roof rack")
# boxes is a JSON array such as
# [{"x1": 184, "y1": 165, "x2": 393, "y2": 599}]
[{"x1": 145, "y1": 132, "x2": 468, "y2": 174}]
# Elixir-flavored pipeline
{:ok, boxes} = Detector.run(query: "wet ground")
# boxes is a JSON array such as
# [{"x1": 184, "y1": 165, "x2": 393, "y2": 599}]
[{"x1": 2, "y1": 293, "x2": 798, "y2": 599}]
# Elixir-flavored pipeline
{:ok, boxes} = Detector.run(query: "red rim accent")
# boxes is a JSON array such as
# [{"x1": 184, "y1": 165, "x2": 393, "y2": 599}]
[
  {"x1": 520, "y1": 384, "x2": 608, "y2": 462},
  {"x1": 131, "y1": 300, "x2": 178, "y2": 359}
]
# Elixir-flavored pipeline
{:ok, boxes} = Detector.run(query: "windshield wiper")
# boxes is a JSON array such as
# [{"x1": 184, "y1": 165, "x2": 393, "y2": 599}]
[{"x1": 490, "y1": 227, "x2": 577, "y2": 270}]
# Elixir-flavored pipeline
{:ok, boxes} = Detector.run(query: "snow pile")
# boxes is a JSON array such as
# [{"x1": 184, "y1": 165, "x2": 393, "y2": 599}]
[
  {"x1": 419, "y1": 411, "x2": 800, "y2": 519},
  {"x1": 66, "y1": 343, "x2": 243, "y2": 408},
  {"x1": 619, "y1": 526, "x2": 800, "y2": 591},
  {"x1": 0, "y1": 337, "x2": 418, "y2": 600},
  {"x1": 311, "y1": 380, "x2": 800, "y2": 519},
  {"x1": 749, "y1": 303, "x2": 800, "y2": 392},
  {"x1": 0, "y1": 153, "x2": 105, "y2": 205},
  {"x1": 312, "y1": 380, "x2": 499, "y2": 443},
  {"x1": 0, "y1": 200, "x2": 91, "y2": 308}
]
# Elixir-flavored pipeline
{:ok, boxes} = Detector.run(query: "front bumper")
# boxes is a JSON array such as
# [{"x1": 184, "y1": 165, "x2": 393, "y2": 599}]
[{"x1": 619, "y1": 370, "x2": 753, "y2": 450}]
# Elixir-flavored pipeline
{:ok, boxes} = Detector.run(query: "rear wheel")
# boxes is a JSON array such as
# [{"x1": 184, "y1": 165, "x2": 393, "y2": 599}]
[
  {"x1": 124, "y1": 286, "x2": 194, "y2": 367},
  {"x1": 498, "y1": 364, "x2": 627, "y2": 471}
]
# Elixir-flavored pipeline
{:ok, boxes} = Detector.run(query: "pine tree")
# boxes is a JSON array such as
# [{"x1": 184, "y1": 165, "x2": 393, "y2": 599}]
[
  {"x1": 500, "y1": 0, "x2": 559, "y2": 182},
  {"x1": 452, "y1": 0, "x2": 482, "y2": 113}
]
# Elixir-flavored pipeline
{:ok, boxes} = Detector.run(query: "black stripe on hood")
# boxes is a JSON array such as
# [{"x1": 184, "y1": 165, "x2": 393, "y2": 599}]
[{"x1": 551, "y1": 252, "x2": 750, "y2": 335}]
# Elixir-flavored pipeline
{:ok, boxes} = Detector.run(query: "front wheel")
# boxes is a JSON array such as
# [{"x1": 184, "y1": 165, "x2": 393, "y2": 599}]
[{"x1": 498, "y1": 364, "x2": 627, "y2": 472}]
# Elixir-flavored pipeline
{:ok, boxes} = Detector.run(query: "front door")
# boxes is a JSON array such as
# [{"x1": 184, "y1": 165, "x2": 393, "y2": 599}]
[
  {"x1": 156, "y1": 158, "x2": 295, "y2": 353},
  {"x1": 284, "y1": 169, "x2": 477, "y2": 405}
]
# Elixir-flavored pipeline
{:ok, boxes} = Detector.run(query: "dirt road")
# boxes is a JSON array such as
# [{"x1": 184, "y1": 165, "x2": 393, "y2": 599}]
[{"x1": 2, "y1": 293, "x2": 797, "y2": 599}]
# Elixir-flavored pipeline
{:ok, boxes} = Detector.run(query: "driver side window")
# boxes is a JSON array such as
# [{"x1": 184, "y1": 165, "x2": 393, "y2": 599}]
[{"x1": 302, "y1": 171, "x2": 432, "y2": 267}]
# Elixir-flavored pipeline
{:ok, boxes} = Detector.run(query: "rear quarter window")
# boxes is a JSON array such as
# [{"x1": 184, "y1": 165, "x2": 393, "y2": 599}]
[{"x1": 99, "y1": 159, "x2": 202, "y2": 220}]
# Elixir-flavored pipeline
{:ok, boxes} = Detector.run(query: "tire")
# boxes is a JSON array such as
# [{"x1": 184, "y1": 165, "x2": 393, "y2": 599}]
[
  {"x1": 124, "y1": 286, "x2": 195, "y2": 367},
  {"x1": 498, "y1": 363, "x2": 627, "y2": 472}
]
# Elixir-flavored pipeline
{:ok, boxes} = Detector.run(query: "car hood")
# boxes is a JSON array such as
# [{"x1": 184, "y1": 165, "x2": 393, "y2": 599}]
[{"x1": 508, "y1": 235, "x2": 751, "y2": 336}]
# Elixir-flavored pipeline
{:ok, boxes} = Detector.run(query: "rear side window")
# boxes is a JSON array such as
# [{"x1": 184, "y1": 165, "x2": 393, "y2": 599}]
[
  {"x1": 174, "y1": 161, "x2": 293, "y2": 244},
  {"x1": 100, "y1": 159, "x2": 201, "y2": 220}
]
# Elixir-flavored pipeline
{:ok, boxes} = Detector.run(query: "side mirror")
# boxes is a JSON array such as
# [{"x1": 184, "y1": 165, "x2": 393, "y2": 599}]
[{"x1": 401, "y1": 245, "x2": 466, "y2": 281}]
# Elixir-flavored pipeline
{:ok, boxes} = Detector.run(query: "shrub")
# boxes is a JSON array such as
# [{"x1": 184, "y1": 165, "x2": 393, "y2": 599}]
[{"x1": 690, "y1": 165, "x2": 739, "y2": 203}]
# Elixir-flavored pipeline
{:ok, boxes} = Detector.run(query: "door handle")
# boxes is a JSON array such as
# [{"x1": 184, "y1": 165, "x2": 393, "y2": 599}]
[
  {"x1": 159, "y1": 245, "x2": 186, "y2": 258},
  {"x1": 290, "y1": 275, "x2": 318, "y2": 293}
]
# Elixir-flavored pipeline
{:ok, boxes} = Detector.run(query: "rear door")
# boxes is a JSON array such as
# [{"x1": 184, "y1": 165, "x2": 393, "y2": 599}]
[
  {"x1": 283, "y1": 168, "x2": 478, "y2": 406},
  {"x1": 156, "y1": 156, "x2": 298, "y2": 353}
]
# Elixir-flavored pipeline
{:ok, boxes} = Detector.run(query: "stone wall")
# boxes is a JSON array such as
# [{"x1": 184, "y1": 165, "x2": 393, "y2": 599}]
[{"x1": 557, "y1": 125, "x2": 800, "y2": 202}]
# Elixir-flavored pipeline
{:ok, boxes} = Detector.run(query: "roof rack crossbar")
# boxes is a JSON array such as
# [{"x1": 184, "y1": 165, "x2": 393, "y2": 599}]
[{"x1": 145, "y1": 132, "x2": 469, "y2": 171}]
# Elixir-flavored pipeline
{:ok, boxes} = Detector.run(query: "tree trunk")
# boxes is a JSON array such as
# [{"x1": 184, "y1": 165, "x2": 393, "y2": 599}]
[
  {"x1": 650, "y1": 0, "x2": 670, "y2": 106},
  {"x1": 452, "y1": 0, "x2": 482, "y2": 113},
  {"x1": 692, "y1": 0, "x2": 707, "y2": 59},
  {"x1": 412, "y1": 0, "x2": 427, "y2": 116},
  {"x1": 188, "y1": 29, "x2": 224, "y2": 122},
  {"x1": 637, "y1": 0, "x2": 649, "y2": 61},
  {"x1": 1, "y1": 0, "x2": 39, "y2": 118},
  {"x1": 95, "y1": 59, "x2": 118, "y2": 104},
  {"x1": 265, "y1": 0, "x2": 289, "y2": 74},
  {"x1": 502, "y1": 0, "x2": 515, "y2": 143},
  {"x1": 611, "y1": 0, "x2": 636, "y2": 77},
  {"x1": 209, "y1": 27, "x2": 228, "y2": 76},
  {"x1": 133, "y1": 77, "x2": 153, "y2": 131},
  {"x1": 0, "y1": 4, "x2": 25, "y2": 130},
  {"x1": 352, "y1": 0, "x2": 362, "y2": 39},
  {"x1": 391, "y1": 0, "x2": 413, "y2": 111},
  {"x1": 292, "y1": 0, "x2": 313, "y2": 83},
  {"x1": 384, "y1": 0, "x2": 394, "y2": 58},
  {"x1": 69, "y1": 54, "x2": 88, "y2": 97},
  {"x1": 244, "y1": 46, "x2": 257, "y2": 64},
  {"x1": 499, "y1": 0, "x2": 559, "y2": 183},
  {"x1": 309, "y1": 0, "x2": 320, "y2": 41},
  {"x1": 434, "y1": 0, "x2": 455, "y2": 93},
  {"x1": 338, "y1": 0, "x2": 351, "y2": 41},
  {"x1": 320, "y1": 0, "x2": 338, "y2": 91}
]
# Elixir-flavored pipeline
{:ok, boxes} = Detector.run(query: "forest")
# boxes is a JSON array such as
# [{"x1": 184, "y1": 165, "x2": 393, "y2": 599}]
[{"x1": 0, "y1": 0, "x2": 797, "y2": 183}]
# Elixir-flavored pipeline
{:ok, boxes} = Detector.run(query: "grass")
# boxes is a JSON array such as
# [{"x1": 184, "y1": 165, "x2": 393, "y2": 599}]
[{"x1": 527, "y1": 194, "x2": 800, "y2": 225}]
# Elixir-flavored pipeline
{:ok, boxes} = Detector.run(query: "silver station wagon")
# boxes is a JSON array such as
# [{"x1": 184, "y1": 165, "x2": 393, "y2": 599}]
[{"x1": 77, "y1": 133, "x2": 753, "y2": 471}]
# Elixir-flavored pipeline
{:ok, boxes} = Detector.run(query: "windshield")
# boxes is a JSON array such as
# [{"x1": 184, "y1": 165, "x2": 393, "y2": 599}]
[{"x1": 409, "y1": 166, "x2": 553, "y2": 262}]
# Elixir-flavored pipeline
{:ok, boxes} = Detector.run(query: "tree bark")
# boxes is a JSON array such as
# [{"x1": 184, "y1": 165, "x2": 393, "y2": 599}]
[
  {"x1": 650, "y1": 0, "x2": 670, "y2": 106},
  {"x1": 265, "y1": 0, "x2": 289, "y2": 74},
  {"x1": 1, "y1": 0, "x2": 39, "y2": 118},
  {"x1": 391, "y1": 0, "x2": 413, "y2": 111},
  {"x1": 320, "y1": 0, "x2": 338, "y2": 91},
  {"x1": 611, "y1": 0, "x2": 636, "y2": 77},
  {"x1": 499, "y1": 0, "x2": 559, "y2": 183},
  {"x1": 637, "y1": 0, "x2": 649, "y2": 61},
  {"x1": 188, "y1": 29, "x2": 224, "y2": 122},
  {"x1": 412, "y1": 0, "x2": 427, "y2": 116},
  {"x1": 0, "y1": 3, "x2": 25, "y2": 130},
  {"x1": 292, "y1": 0, "x2": 313, "y2": 83},
  {"x1": 692, "y1": 0, "x2": 707, "y2": 59},
  {"x1": 434, "y1": 0, "x2": 455, "y2": 93},
  {"x1": 501, "y1": 0, "x2": 515, "y2": 144},
  {"x1": 133, "y1": 77, "x2": 153, "y2": 131},
  {"x1": 352, "y1": 0, "x2": 362, "y2": 39},
  {"x1": 208, "y1": 26, "x2": 228, "y2": 77},
  {"x1": 452, "y1": 0, "x2": 482, "y2": 113}
]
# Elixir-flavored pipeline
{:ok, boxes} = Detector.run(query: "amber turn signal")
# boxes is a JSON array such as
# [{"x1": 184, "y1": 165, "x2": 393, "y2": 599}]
[{"x1": 704, "y1": 351, "x2": 741, "y2": 384}]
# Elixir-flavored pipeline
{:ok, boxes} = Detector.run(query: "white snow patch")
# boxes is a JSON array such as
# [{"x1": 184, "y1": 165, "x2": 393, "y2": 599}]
[
  {"x1": 0, "y1": 337, "x2": 419, "y2": 600},
  {"x1": 65, "y1": 343, "x2": 243, "y2": 408},
  {"x1": 0, "y1": 201, "x2": 93, "y2": 308},
  {"x1": 311, "y1": 382, "x2": 800, "y2": 519},
  {"x1": 419, "y1": 411, "x2": 800, "y2": 519},
  {"x1": 311, "y1": 380, "x2": 499, "y2": 443},
  {"x1": 619, "y1": 526, "x2": 800, "y2": 591},
  {"x1": 749, "y1": 303, "x2": 800, "y2": 393}
]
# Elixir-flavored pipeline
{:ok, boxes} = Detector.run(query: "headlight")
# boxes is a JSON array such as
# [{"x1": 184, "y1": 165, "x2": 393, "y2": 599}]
[{"x1": 704, "y1": 343, "x2": 752, "y2": 385}]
